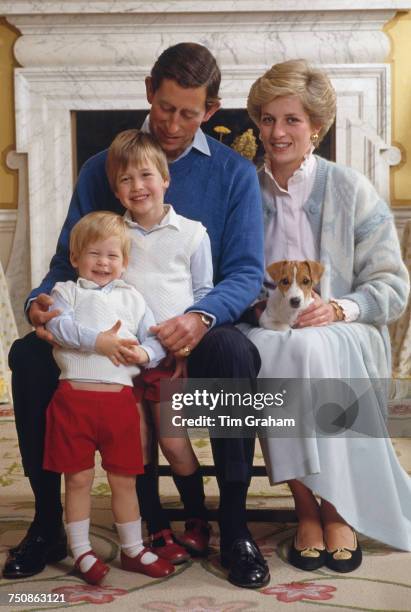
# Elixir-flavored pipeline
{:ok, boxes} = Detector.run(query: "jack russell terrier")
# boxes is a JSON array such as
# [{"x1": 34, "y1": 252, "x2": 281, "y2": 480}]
[{"x1": 259, "y1": 260, "x2": 325, "y2": 331}]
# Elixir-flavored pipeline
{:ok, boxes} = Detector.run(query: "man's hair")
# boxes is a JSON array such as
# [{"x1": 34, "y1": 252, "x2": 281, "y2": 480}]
[
  {"x1": 247, "y1": 59, "x2": 336, "y2": 145},
  {"x1": 106, "y1": 129, "x2": 170, "y2": 192},
  {"x1": 150, "y1": 42, "x2": 221, "y2": 108},
  {"x1": 70, "y1": 211, "x2": 131, "y2": 261}
]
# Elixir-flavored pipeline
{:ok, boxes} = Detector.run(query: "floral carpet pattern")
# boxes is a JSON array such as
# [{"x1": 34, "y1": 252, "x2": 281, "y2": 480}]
[{"x1": 1, "y1": 406, "x2": 411, "y2": 611}]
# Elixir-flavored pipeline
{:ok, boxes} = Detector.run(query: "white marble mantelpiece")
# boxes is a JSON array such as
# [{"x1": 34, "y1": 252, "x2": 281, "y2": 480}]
[
  {"x1": 2, "y1": 1, "x2": 411, "y2": 12},
  {"x1": 4, "y1": 9, "x2": 406, "y2": 67},
  {"x1": 1, "y1": 0, "x2": 410, "y2": 292}
]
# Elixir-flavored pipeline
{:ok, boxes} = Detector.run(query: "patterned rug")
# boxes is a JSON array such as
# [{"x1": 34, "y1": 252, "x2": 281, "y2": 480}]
[{"x1": 1, "y1": 403, "x2": 411, "y2": 612}]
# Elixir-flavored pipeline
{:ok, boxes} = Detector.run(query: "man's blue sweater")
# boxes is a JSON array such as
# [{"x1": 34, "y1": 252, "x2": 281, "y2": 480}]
[{"x1": 29, "y1": 135, "x2": 264, "y2": 325}]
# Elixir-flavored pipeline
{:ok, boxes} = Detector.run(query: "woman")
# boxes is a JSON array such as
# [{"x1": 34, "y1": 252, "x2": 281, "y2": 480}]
[{"x1": 240, "y1": 59, "x2": 411, "y2": 572}]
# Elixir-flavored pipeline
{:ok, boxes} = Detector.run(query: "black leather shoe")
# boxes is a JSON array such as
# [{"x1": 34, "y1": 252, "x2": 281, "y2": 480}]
[
  {"x1": 288, "y1": 537, "x2": 326, "y2": 571},
  {"x1": 325, "y1": 530, "x2": 362, "y2": 573},
  {"x1": 221, "y1": 538, "x2": 270, "y2": 588},
  {"x1": 2, "y1": 528, "x2": 67, "y2": 579}
]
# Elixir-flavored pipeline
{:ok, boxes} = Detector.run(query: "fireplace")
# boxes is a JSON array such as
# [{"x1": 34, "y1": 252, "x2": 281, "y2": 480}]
[
  {"x1": 75, "y1": 110, "x2": 335, "y2": 176},
  {"x1": 2, "y1": 0, "x2": 408, "y2": 331}
]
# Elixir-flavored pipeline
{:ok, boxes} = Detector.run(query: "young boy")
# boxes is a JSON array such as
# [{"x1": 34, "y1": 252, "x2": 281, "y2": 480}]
[
  {"x1": 44, "y1": 211, "x2": 175, "y2": 584},
  {"x1": 105, "y1": 129, "x2": 213, "y2": 563}
]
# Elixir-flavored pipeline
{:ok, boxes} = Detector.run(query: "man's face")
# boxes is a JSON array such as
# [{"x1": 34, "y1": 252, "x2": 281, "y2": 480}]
[{"x1": 146, "y1": 77, "x2": 220, "y2": 161}]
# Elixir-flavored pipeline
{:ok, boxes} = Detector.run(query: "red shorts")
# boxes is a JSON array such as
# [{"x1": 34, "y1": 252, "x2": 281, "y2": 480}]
[
  {"x1": 133, "y1": 361, "x2": 175, "y2": 403},
  {"x1": 43, "y1": 381, "x2": 143, "y2": 475}
]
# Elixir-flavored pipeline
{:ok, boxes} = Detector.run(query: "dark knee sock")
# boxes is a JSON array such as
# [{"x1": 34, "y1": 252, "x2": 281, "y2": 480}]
[
  {"x1": 219, "y1": 482, "x2": 251, "y2": 550},
  {"x1": 29, "y1": 470, "x2": 63, "y2": 537},
  {"x1": 136, "y1": 463, "x2": 170, "y2": 535},
  {"x1": 172, "y1": 468, "x2": 207, "y2": 521}
]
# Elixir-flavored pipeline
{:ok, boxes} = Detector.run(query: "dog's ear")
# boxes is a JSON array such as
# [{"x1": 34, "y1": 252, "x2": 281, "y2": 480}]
[
  {"x1": 305, "y1": 260, "x2": 324, "y2": 284},
  {"x1": 266, "y1": 260, "x2": 288, "y2": 282}
]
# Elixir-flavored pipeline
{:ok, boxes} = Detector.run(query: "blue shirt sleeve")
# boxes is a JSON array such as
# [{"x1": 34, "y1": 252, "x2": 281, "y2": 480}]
[
  {"x1": 136, "y1": 306, "x2": 166, "y2": 368},
  {"x1": 45, "y1": 291, "x2": 98, "y2": 352}
]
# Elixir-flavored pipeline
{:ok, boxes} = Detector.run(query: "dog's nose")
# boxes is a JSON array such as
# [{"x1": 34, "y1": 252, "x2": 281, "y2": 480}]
[{"x1": 290, "y1": 297, "x2": 301, "y2": 308}]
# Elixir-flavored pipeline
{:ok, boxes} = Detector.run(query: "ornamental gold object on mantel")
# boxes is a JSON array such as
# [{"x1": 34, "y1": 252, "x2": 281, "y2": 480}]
[
  {"x1": 213, "y1": 125, "x2": 232, "y2": 141},
  {"x1": 231, "y1": 129, "x2": 258, "y2": 162}
]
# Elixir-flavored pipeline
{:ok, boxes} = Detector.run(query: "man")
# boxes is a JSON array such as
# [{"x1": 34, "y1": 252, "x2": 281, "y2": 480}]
[{"x1": 5, "y1": 43, "x2": 267, "y2": 588}]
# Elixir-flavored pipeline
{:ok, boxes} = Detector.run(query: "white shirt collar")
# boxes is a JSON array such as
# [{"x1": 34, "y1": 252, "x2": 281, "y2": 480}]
[
  {"x1": 123, "y1": 204, "x2": 181, "y2": 232},
  {"x1": 264, "y1": 148, "x2": 317, "y2": 194},
  {"x1": 77, "y1": 278, "x2": 129, "y2": 291},
  {"x1": 141, "y1": 115, "x2": 210, "y2": 161}
]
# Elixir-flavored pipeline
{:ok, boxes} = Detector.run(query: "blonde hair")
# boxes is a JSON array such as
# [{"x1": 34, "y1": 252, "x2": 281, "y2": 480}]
[
  {"x1": 70, "y1": 211, "x2": 131, "y2": 261},
  {"x1": 106, "y1": 129, "x2": 170, "y2": 192},
  {"x1": 247, "y1": 59, "x2": 336, "y2": 144}
]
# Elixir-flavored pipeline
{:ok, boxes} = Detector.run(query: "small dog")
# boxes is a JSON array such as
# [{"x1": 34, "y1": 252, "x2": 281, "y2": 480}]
[{"x1": 259, "y1": 260, "x2": 324, "y2": 331}]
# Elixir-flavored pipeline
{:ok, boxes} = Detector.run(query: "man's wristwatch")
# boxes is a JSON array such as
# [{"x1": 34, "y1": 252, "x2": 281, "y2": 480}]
[{"x1": 197, "y1": 313, "x2": 213, "y2": 329}]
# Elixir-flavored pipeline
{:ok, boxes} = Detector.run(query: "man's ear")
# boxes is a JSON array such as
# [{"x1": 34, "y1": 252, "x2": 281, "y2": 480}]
[
  {"x1": 145, "y1": 77, "x2": 154, "y2": 104},
  {"x1": 202, "y1": 101, "x2": 221, "y2": 124}
]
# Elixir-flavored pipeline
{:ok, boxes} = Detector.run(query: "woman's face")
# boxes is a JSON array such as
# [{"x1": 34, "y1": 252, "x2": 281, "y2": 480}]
[{"x1": 259, "y1": 95, "x2": 319, "y2": 181}]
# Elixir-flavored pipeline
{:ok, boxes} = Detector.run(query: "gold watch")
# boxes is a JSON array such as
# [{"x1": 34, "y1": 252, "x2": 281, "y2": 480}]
[{"x1": 197, "y1": 313, "x2": 213, "y2": 328}]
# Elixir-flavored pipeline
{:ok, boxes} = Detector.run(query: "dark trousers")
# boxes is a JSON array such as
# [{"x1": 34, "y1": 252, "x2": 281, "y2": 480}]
[
  {"x1": 187, "y1": 324, "x2": 260, "y2": 485},
  {"x1": 9, "y1": 332, "x2": 62, "y2": 534},
  {"x1": 9, "y1": 325, "x2": 261, "y2": 541}
]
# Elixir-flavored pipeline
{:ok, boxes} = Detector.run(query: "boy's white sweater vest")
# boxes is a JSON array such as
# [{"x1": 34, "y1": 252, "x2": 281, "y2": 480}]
[
  {"x1": 123, "y1": 213, "x2": 206, "y2": 322},
  {"x1": 52, "y1": 280, "x2": 146, "y2": 385}
]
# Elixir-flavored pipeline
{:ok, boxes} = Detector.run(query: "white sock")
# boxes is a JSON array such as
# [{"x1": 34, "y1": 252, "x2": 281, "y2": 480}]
[
  {"x1": 115, "y1": 519, "x2": 157, "y2": 565},
  {"x1": 66, "y1": 519, "x2": 96, "y2": 572}
]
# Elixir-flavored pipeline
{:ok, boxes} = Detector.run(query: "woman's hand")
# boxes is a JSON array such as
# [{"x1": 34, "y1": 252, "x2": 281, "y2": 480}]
[{"x1": 295, "y1": 292, "x2": 336, "y2": 328}]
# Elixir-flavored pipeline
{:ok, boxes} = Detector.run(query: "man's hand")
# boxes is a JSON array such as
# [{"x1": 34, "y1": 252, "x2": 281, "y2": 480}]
[
  {"x1": 295, "y1": 292, "x2": 335, "y2": 328},
  {"x1": 29, "y1": 293, "x2": 61, "y2": 344},
  {"x1": 95, "y1": 320, "x2": 138, "y2": 366},
  {"x1": 150, "y1": 312, "x2": 208, "y2": 355}
]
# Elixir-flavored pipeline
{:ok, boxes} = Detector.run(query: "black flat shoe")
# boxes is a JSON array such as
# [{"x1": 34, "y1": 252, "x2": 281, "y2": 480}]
[
  {"x1": 221, "y1": 537, "x2": 270, "y2": 588},
  {"x1": 2, "y1": 527, "x2": 67, "y2": 579},
  {"x1": 288, "y1": 536, "x2": 326, "y2": 571},
  {"x1": 325, "y1": 530, "x2": 362, "y2": 573}
]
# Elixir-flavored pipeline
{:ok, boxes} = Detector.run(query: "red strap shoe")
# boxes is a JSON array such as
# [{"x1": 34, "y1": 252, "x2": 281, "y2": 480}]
[
  {"x1": 120, "y1": 548, "x2": 175, "y2": 578},
  {"x1": 177, "y1": 518, "x2": 211, "y2": 556},
  {"x1": 74, "y1": 550, "x2": 110, "y2": 585},
  {"x1": 150, "y1": 529, "x2": 190, "y2": 564}
]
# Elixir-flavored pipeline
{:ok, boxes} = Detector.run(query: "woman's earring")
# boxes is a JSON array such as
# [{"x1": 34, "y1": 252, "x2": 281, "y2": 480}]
[{"x1": 310, "y1": 133, "x2": 319, "y2": 147}]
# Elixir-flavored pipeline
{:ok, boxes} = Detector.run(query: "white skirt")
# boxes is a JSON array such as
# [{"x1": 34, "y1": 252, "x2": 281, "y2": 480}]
[{"x1": 239, "y1": 322, "x2": 411, "y2": 551}]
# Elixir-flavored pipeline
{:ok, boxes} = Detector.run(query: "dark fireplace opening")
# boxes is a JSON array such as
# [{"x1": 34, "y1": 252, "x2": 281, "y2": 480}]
[{"x1": 75, "y1": 109, "x2": 335, "y2": 176}]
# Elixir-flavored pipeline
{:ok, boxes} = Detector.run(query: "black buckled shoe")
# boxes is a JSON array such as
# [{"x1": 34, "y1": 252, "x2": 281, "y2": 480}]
[
  {"x1": 221, "y1": 538, "x2": 270, "y2": 588},
  {"x1": 2, "y1": 527, "x2": 68, "y2": 579}
]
